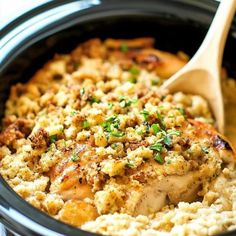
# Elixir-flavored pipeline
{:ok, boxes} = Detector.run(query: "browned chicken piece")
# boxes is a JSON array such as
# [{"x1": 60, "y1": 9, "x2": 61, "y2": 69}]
[
  {"x1": 49, "y1": 118, "x2": 235, "y2": 225},
  {"x1": 134, "y1": 49, "x2": 187, "y2": 78},
  {"x1": 68, "y1": 38, "x2": 187, "y2": 78},
  {"x1": 58, "y1": 200, "x2": 98, "y2": 226}
]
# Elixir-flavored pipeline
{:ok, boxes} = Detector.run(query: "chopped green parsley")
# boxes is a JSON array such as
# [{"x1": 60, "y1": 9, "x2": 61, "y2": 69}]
[
  {"x1": 128, "y1": 67, "x2": 140, "y2": 75},
  {"x1": 119, "y1": 97, "x2": 137, "y2": 108},
  {"x1": 154, "y1": 153, "x2": 164, "y2": 164},
  {"x1": 71, "y1": 153, "x2": 79, "y2": 162},
  {"x1": 80, "y1": 87, "x2": 85, "y2": 96},
  {"x1": 89, "y1": 96, "x2": 100, "y2": 104},
  {"x1": 108, "y1": 103, "x2": 114, "y2": 110},
  {"x1": 70, "y1": 111, "x2": 78, "y2": 116},
  {"x1": 49, "y1": 134, "x2": 58, "y2": 143},
  {"x1": 150, "y1": 142, "x2": 163, "y2": 152},
  {"x1": 120, "y1": 43, "x2": 129, "y2": 53},
  {"x1": 128, "y1": 77, "x2": 137, "y2": 84},
  {"x1": 151, "y1": 78, "x2": 160, "y2": 86},
  {"x1": 82, "y1": 120, "x2": 90, "y2": 129},
  {"x1": 140, "y1": 110, "x2": 149, "y2": 120},
  {"x1": 151, "y1": 123, "x2": 160, "y2": 134},
  {"x1": 110, "y1": 131, "x2": 125, "y2": 137}
]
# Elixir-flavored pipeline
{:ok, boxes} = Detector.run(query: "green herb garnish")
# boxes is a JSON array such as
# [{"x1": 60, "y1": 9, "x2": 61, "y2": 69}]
[
  {"x1": 119, "y1": 97, "x2": 137, "y2": 108},
  {"x1": 151, "y1": 123, "x2": 160, "y2": 135},
  {"x1": 156, "y1": 111, "x2": 166, "y2": 129},
  {"x1": 150, "y1": 142, "x2": 163, "y2": 152},
  {"x1": 82, "y1": 120, "x2": 90, "y2": 129},
  {"x1": 80, "y1": 87, "x2": 85, "y2": 96},
  {"x1": 154, "y1": 153, "x2": 164, "y2": 164},
  {"x1": 89, "y1": 96, "x2": 100, "y2": 104},
  {"x1": 70, "y1": 111, "x2": 78, "y2": 116},
  {"x1": 151, "y1": 78, "x2": 160, "y2": 86},
  {"x1": 71, "y1": 153, "x2": 79, "y2": 162},
  {"x1": 120, "y1": 43, "x2": 129, "y2": 53},
  {"x1": 102, "y1": 115, "x2": 120, "y2": 132},
  {"x1": 110, "y1": 131, "x2": 124, "y2": 137},
  {"x1": 163, "y1": 130, "x2": 181, "y2": 147},
  {"x1": 140, "y1": 110, "x2": 149, "y2": 120},
  {"x1": 126, "y1": 160, "x2": 135, "y2": 168},
  {"x1": 163, "y1": 135, "x2": 172, "y2": 147},
  {"x1": 108, "y1": 103, "x2": 114, "y2": 110},
  {"x1": 128, "y1": 77, "x2": 137, "y2": 84},
  {"x1": 176, "y1": 107, "x2": 186, "y2": 116},
  {"x1": 129, "y1": 67, "x2": 140, "y2": 75},
  {"x1": 49, "y1": 135, "x2": 58, "y2": 143},
  {"x1": 111, "y1": 143, "x2": 118, "y2": 149},
  {"x1": 168, "y1": 130, "x2": 181, "y2": 136}
]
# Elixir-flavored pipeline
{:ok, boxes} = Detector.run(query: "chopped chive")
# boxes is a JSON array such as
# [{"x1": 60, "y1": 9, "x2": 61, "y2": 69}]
[
  {"x1": 80, "y1": 87, "x2": 85, "y2": 96},
  {"x1": 108, "y1": 103, "x2": 114, "y2": 110},
  {"x1": 151, "y1": 123, "x2": 160, "y2": 135},
  {"x1": 154, "y1": 153, "x2": 164, "y2": 164},
  {"x1": 150, "y1": 142, "x2": 163, "y2": 152},
  {"x1": 82, "y1": 120, "x2": 90, "y2": 129},
  {"x1": 111, "y1": 143, "x2": 118, "y2": 149},
  {"x1": 49, "y1": 134, "x2": 58, "y2": 143},
  {"x1": 156, "y1": 111, "x2": 166, "y2": 129},
  {"x1": 71, "y1": 153, "x2": 79, "y2": 162},
  {"x1": 151, "y1": 79, "x2": 160, "y2": 86},
  {"x1": 120, "y1": 43, "x2": 128, "y2": 53},
  {"x1": 163, "y1": 135, "x2": 172, "y2": 147},
  {"x1": 102, "y1": 115, "x2": 120, "y2": 132},
  {"x1": 89, "y1": 96, "x2": 100, "y2": 104},
  {"x1": 176, "y1": 107, "x2": 186, "y2": 117},
  {"x1": 119, "y1": 97, "x2": 137, "y2": 108},
  {"x1": 168, "y1": 130, "x2": 181, "y2": 136},
  {"x1": 110, "y1": 131, "x2": 124, "y2": 137},
  {"x1": 129, "y1": 67, "x2": 140, "y2": 75},
  {"x1": 63, "y1": 140, "x2": 67, "y2": 147},
  {"x1": 70, "y1": 111, "x2": 78, "y2": 116},
  {"x1": 128, "y1": 77, "x2": 137, "y2": 84},
  {"x1": 120, "y1": 100, "x2": 126, "y2": 108},
  {"x1": 106, "y1": 115, "x2": 119, "y2": 123},
  {"x1": 126, "y1": 160, "x2": 135, "y2": 168},
  {"x1": 140, "y1": 110, "x2": 149, "y2": 120}
]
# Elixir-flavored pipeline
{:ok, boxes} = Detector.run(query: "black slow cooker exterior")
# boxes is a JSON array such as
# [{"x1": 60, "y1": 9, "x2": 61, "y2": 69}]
[{"x1": 0, "y1": 0, "x2": 236, "y2": 235}]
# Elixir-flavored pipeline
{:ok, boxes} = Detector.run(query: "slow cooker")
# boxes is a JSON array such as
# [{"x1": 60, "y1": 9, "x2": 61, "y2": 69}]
[{"x1": 0, "y1": 0, "x2": 236, "y2": 235}]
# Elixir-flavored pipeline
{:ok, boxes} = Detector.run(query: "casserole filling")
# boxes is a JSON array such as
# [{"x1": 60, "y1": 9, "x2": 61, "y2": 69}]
[{"x1": 0, "y1": 38, "x2": 235, "y2": 235}]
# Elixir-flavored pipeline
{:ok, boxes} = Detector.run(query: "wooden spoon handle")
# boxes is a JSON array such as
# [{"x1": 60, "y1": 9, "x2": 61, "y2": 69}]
[{"x1": 192, "y1": 0, "x2": 236, "y2": 72}]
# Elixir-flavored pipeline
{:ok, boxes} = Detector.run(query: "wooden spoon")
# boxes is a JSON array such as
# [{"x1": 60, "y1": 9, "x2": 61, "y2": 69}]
[{"x1": 161, "y1": 0, "x2": 236, "y2": 134}]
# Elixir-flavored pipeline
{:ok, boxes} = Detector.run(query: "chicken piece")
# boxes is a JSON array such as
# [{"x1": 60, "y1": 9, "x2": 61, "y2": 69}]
[
  {"x1": 58, "y1": 200, "x2": 98, "y2": 226},
  {"x1": 49, "y1": 143, "x2": 99, "y2": 201},
  {"x1": 134, "y1": 49, "x2": 187, "y2": 78},
  {"x1": 93, "y1": 120, "x2": 235, "y2": 216}
]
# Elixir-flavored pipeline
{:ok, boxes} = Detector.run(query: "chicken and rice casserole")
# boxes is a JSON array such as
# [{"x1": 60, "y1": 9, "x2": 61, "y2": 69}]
[{"x1": 0, "y1": 38, "x2": 235, "y2": 236}]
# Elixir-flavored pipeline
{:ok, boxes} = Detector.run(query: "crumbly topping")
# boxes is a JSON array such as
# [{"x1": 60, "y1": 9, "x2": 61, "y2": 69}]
[{"x1": 0, "y1": 38, "x2": 235, "y2": 235}]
